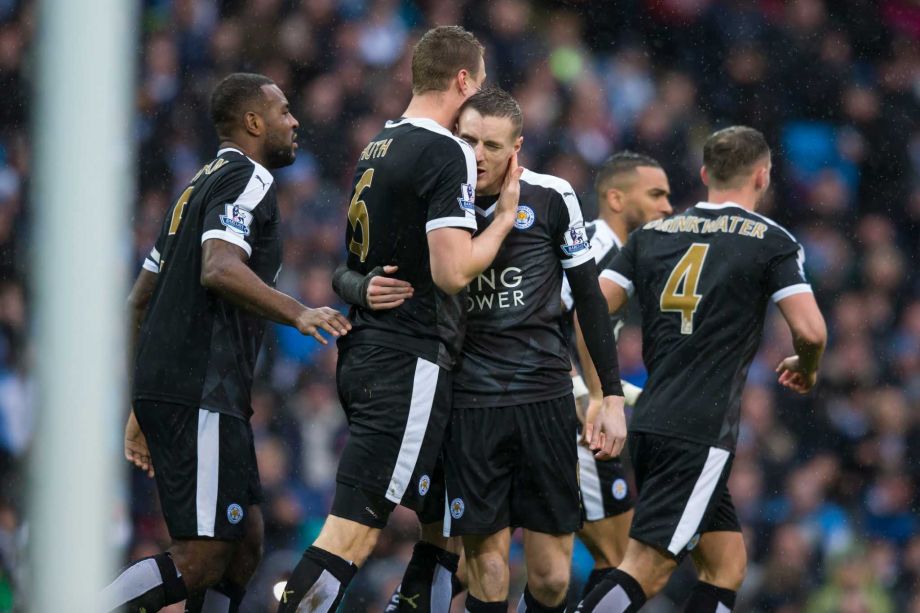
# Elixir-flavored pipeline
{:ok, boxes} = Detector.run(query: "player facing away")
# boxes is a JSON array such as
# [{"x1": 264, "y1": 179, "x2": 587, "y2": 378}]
[
  {"x1": 561, "y1": 152, "x2": 672, "y2": 597},
  {"x1": 575, "y1": 126, "x2": 827, "y2": 613},
  {"x1": 102, "y1": 73, "x2": 351, "y2": 613},
  {"x1": 276, "y1": 27, "x2": 528, "y2": 613},
  {"x1": 442, "y1": 89, "x2": 626, "y2": 613}
]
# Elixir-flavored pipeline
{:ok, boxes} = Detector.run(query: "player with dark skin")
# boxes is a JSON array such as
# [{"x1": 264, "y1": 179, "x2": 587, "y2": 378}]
[{"x1": 118, "y1": 80, "x2": 350, "y2": 610}]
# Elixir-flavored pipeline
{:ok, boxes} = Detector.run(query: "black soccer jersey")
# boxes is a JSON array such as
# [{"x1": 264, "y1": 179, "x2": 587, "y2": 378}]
[
  {"x1": 337, "y1": 117, "x2": 477, "y2": 368},
  {"x1": 452, "y1": 170, "x2": 594, "y2": 408},
  {"x1": 609, "y1": 202, "x2": 812, "y2": 450},
  {"x1": 133, "y1": 148, "x2": 282, "y2": 420},
  {"x1": 560, "y1": 217, "x2": 625, "y2": 339}
]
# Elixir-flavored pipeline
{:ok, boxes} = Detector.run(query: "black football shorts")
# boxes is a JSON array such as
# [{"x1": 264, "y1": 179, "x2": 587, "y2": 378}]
[
  {"x1": 628, "y1": 432, "x2": 740, "y2": 562},
  {"x1": 333, "y1": 344, "x2": 451, "y2": 528},
  {"x1": 443, "y1": 395, "x2": 581, "y2": 536},
  {"x1": 133, "y1": 400, "x2": 262, "y2": 541},
  {"x1": 577, "y1": 442, "x2": 635, "y2": 522}
]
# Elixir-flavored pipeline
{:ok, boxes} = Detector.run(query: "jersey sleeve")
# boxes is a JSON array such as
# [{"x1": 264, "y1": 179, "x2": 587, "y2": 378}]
[
  {"x1": 605, "y1": 233, "x2": 638, "y2": 296},
  {"x1": 201, "y1": 162, "x2": 275, "y2": 258},
  {"x1": 417, "y1": 138, "x2": 477, "y2": 233},
  {"x1": 552, "y1": 187, "x2": 593, "y2": 269},
  {"x1": 142, "y1": 226, "x2": 166, "y2": 273},
  {"x1": 765, "y1": 235, "x2": 812, "y2": 303}
]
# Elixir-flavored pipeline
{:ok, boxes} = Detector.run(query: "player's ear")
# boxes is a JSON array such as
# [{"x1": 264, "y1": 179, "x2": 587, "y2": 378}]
[
  {"x1": 606, "y1": 188, "x2": 624, "y2": 214},
  {"x1": 513, "y1": 135, "x2": 523, "y2": 153},
  {"x1": 700, "y1": 165, "x2": 710, "y2": 187},
  {"x1": 243, "y1": 111, "x2": 262, "y2": 137},
  {"x1": 754, "y1": 164, "x2": 769, "y2": 191}
]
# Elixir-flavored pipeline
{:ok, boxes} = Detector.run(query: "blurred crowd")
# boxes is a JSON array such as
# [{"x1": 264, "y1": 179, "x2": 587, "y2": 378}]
[{"x1": 0, "y1": 0, "x2": 918, "y2": 611}]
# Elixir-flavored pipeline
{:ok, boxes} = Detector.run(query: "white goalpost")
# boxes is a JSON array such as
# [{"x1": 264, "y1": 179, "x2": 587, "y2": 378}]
[{"x1": 30, "y1": 0, "x2": 136, "y2": 609}]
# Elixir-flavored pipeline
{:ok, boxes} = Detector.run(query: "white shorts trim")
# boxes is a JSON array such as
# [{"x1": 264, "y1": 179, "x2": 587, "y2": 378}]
[
  {"x1": 196, "y1": 409, "x2": 220, "y2": 537},
  {"x1": 385, "y1": 358, "x2": 439, "y2": 504},
  {"x1": 666, "y1": 446, "x2": 730, "y2": 555}
]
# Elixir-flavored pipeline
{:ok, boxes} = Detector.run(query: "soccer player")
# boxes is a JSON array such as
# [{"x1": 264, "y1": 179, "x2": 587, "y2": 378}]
[
  {"x1": 445, "y1": 89, "x2": 625, "y2": 613},
  {"x1": 576, "y1": 126, "x2": 827, "y2": 613},
  {"x1": 336, "y1": 88, "x2": 627, "y2": 613},
  {"x1": 561, "y1": 152, "x2": 672, "y2": 597},
  {"x1": 276, "y1": 27, "x2": 527, "y2": 613},
  {"x1": 103, "y1": 73, "x2": 351, "y2": 613}
]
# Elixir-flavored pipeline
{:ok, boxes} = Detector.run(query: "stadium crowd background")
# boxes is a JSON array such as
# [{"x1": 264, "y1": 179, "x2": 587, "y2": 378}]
[{"x1": 0, "y1": 0, "x2": 918, "y2": 610}]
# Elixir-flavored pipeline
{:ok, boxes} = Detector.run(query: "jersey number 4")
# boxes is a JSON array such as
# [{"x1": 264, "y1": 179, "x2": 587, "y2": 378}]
[
  {"x1": 347, "y1": 168, "x2": 374, "y2": 262},
  {"x1": 660, "y1": 243, "x2": 709, "y2": 335}
]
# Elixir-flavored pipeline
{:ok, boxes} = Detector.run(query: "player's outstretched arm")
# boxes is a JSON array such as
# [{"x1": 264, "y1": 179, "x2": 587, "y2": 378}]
[
  {"x1": 201, "y1": 239, "x2": 351, "y2": 344},
  {"x1": 332, "y1": 263, "x2": 413, "y2": 310},
  {"x1": 775, "y1": 292, "x2": 827, "y2": 394},
  {"x1": 428, "y1": 152, "x2": 524, "y2": 294}
]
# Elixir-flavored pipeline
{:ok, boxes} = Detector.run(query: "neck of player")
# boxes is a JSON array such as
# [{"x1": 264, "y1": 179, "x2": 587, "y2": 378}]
[
  {"x1": 603, "y1": 211, "x2": 630, "y2": 245},
  {"x1": 402, "y1": 94, "x2": 461, "y2": 131},
  {"x1": 220, "y1": 139, "x2": 267, "y2": 167},
  {"x1": 706, "y1": 188, "x2": 760, "y2": 212}
]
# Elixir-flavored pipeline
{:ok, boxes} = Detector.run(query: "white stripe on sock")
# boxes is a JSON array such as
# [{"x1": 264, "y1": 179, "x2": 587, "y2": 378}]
[
  {"x1": 201, "y1": 588, "x2": 232, "y2": 613},
  {"x1": 596, "y1": 585, "x2": 633, "y2": 613},
  {"x1": 431, "y1": 563, "x2": 453, "y2": 613},
  {"x1": 716, "y1": 603, "x2": 732, "y2": 613},
  {"x1": 100, "y1": 558, "x2": 162, "y2": 611},
  {"x1": 296, "y1": 569, "x2": 341, "y2": 613}
]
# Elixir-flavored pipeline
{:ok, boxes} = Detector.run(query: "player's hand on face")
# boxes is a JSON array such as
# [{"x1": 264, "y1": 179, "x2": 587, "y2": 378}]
[
  {"x1": 494, "y1": 151, "x2": 524, "y2": 224},
  {"x1": 296, "y1": 307, "x2": 352, "y2": 344},
  {"x1": 125, "y1": 410, "x2": 154, "y2": 478},
  {"x1": 366, "y1": 265, "x2": 414, "y2": 310},
  {"x1": 775, "y1": 355, "x2": 817, "y2": 394},
  {"x1": 586, "y1": 395, "x2": 627, "y2": 459}
]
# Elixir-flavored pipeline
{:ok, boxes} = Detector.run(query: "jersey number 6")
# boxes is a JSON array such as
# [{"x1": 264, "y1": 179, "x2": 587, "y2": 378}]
[
  {"x1": 660, "y1": 243, "x2": 709, "y2": 335},
  {"x1": 347, "y1": 168, "x2": 374, "y2": 262}
]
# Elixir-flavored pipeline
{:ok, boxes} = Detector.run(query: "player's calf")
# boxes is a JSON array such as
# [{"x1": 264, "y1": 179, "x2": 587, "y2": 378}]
[
  {"x1": 463, "y1": 530, "x2": 511, "y2": 610},
  {"x1": 684, "y1": 531, "x2": 746, "y2": 612},
  {"x1": 185, "y1": 506, "x2": 264, "y2": 613},
  {"x1": 518, "y1": 531, "x2": 573, "y2": 612}
]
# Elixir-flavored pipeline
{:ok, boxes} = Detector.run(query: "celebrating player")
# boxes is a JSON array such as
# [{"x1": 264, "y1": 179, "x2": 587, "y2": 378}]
[
  {"x1": 336, "y1": 88, "x2": 626, "y2": 613},
  {"x1": 276, "y1": 27, "x2": 527, "y2": 613},
  {"x1": 102, "y1": 73, "x2": 351, "y2": 613},
  {"x1": 445, "y1": 88, "x2": 626, "y2": 613},
  {"x1": 576, "y1": 126, "x2": 827, "y2": 613},
  {"x1": 562, "y1": 152, "x2": 672, "y2": 597}
]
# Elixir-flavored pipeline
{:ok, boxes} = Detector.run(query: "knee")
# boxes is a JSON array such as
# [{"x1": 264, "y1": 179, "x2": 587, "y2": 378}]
[
  {"x1": 171, "y1": 543, "x2": 234, "y2": 592},
  {"x1": 527, "y1": 561, "x2": 570, "y2": 604}
]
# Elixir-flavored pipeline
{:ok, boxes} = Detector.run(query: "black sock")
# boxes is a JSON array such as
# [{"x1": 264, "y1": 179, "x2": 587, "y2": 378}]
[
  {"x1": 684, "y1": 581, "x2": 736, "y2": 612},
  {"x1": 581, "y1": 568, "x2": 613, "y2": 601},
  {"x1": 517, "y1": 584, "x2": 565, "y2": 612},
  {"x1": 102, "y1": 552, "x2": 188, "y2": 612},
  {"x1": 575, "y1": 568, "x2": 646, "y2": 613},
  {"x1": 386, "y1": 541, "x2": 460, "y2": 612},
  {"x1": 465, "y1": 594, "x2": 508, "y2": 612},
  {"x1": 277, "y1": 546, "x2": 357, "y2": 613}
]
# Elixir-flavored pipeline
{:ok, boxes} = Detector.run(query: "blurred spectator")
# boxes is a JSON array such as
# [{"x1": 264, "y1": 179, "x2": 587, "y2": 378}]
[{"x1": 0, "y1": 0, "x2": 912, "y2": 610}]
